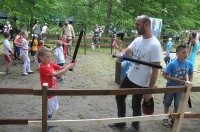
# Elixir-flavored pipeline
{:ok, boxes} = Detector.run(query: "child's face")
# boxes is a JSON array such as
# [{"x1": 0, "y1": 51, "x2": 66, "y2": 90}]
[
  {"x1": 176, "y1": 48, "x2": 188, "y2": 60},
  {"x1": 39, "y1": 52, "x2": 51, "y2": 65},
  {"x1": 23, "y1": 33, "x2": 29, "y2": 39}
]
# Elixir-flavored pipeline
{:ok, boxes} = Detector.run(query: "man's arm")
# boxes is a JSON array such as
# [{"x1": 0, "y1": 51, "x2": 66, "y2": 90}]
[
  {"x1": 144, "y1": 62, "x2": 161, "y2": 101},
  {"x1": 148, "y1": 62, "x2": 160, "y2": 88},
  {"x1": 115, "y1": 47, "x2": 132, "y2": 59}
]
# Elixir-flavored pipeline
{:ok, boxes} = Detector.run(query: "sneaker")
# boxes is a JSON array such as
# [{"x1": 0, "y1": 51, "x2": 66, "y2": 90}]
[
  {"x1": 126, "y1": 126, "x2": 139, "y2": 132},
  {"x1": 22, "y1": 73, "x2": 29, "y2": 76},
  {"x1": 5, "y1": 69, "x2": 11, "y2": 74},
  {"x1": 108, "y1": 123, "x2": 126, "y2": 128},
  {"x1": 60, "y1": 78, "x2": 65, "y2": 83},
  {"x1": 163, "y1": 119, "x2": 168, "y2": 126},
  {"x1": 28, "y1": 71, "x2": 34, "y2": 74},
  {"x1": 171, "y1": 119, "x2": 175, "y2": 125}
]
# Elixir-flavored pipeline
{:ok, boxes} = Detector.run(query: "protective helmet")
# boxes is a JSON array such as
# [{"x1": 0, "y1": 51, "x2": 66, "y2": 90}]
[{"x1": 142, "y1": 97, "x2": 154, "y2": 115}]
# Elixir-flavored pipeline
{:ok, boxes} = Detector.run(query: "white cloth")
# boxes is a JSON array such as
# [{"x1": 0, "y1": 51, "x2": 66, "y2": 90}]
[
  {"x1": 54, "y1": 46, "x2": 65, "y2": 64},
  {"x1": 48, "y1": 96, "x2": 59, "y2": 115},
  {"x1": 127, "y1": 36, "x2": 162, "y2": 87},
  {"x1": 20, "y1": 38, "x2": 29, "y2": 58},
  {"x1": 3, "y1": 39, "x2": 11, "y2": 55}
]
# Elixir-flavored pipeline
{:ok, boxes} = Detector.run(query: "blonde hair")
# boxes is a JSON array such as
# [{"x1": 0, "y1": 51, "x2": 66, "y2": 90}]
[
  {"x1": 38, "y1": 40, "x2": 44, "y2": 46},
  {"x1": 38, "y1": 47, "x2": 51, "y2": 57},
  {"x1": 21, "y1": 30, "x2": 28, "y2": 37},
  {"x1": 56, "y1": 40, "x2": 63, "y2": 46}
]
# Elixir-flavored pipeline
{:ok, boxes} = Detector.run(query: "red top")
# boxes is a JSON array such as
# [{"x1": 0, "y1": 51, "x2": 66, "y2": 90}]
[
  {"x1": 39, "y1": 61, "x2": 61, "y2": 98},
  {"x1": 61, "y1": 39, "x2": 67, "y2": 56}
]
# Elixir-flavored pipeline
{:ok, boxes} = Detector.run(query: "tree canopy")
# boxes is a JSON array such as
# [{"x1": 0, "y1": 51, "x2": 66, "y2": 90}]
[{"x1": 0, "y1": 0, "x2": 200, "y2": 36}]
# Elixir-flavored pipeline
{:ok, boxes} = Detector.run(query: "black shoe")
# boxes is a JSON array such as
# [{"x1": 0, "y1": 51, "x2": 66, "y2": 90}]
[
  {"x1": 126, "y1": 126, "x2": 139, "y2": 132},
  {"x1": 28, "y1": 71, "x2": 34, "y2": 74},
  {"x1": 108, "y1": 123, "x2": 126, "y2": 128}
]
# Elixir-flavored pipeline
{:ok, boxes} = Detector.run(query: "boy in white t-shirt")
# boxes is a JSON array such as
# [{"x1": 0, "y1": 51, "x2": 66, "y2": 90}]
[
  {"x1": 3, "y1": 32, "x2": 13, "y2": 74},
  {"x1": 54, "y1": 40, "x2": 66, "y2": 82}
]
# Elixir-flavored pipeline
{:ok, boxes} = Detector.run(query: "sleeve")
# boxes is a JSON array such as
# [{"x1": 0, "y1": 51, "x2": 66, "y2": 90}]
[
  {"x1": 164, "y1": 62, "x2": 173, "y2": 74},
  {"x1": 188, "y1": 62, "x2": 194, "y2": 74},
  {"x1": 128, "y1": 39, "x2": 137, "y2": 51},
  {"x1": 50, "y1": 61, "x2": 61, "y2": 70},
  {"x1": 5, "y1": 40, "x2": 10, "y2": 47},
  {"x1": 71, "y1": 25, "x2": 75, "y2": 38},
  {"x1": 40, "y1": 65, "x2": 54, "y2": 77},
  {"x1": 54, "y1": 49, "x2": 58, "y2": 56},
  {"x1": 150, "y1": 44, "x2": 162, "y2": 62}
]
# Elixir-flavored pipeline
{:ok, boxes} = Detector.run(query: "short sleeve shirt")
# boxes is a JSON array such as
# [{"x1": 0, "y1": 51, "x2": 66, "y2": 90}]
[
  {"x1": 127, "y1": 36, "x2": 162, "y2": 87},
  {"x1": 164, "y1": 59, "x2": 193, "y2": 86},
  {"x1": 39, "y1": 61, "x2": 61, "y2": 98},
  {"x1": 3, "y1": 39, "x2": 11, "y2": 55}
]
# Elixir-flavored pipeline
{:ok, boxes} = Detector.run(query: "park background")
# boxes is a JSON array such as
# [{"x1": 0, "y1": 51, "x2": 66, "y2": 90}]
[{"x1": 1, "y1": 0, "x2": 200, "y2": 132}]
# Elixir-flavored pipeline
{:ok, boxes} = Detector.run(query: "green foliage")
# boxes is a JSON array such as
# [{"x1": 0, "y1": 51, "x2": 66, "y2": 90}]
[{"x1": 0, "y1": 0, "x2": 200, "y2": 37}]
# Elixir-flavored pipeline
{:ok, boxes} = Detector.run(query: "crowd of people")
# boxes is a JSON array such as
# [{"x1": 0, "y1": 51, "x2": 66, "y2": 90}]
[{"x1": 2, "y1": 15, "x2": 200, "y2": 132}]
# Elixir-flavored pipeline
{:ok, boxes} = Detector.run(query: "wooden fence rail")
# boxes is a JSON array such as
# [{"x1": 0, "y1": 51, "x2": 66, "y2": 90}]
[{"x1": 0, "y1": 81, "x2": 200, "y2": 132}]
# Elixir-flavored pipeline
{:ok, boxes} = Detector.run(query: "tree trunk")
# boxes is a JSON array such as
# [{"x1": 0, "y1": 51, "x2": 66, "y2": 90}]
[{"x1": 105, "y1": 0, "x2": 112, "y2": 36}]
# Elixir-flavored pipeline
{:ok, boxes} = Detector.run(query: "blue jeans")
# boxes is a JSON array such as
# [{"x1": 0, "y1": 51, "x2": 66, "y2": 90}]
[{"x1": 163, "y1": 83, "x2": 182, "y2": 109}]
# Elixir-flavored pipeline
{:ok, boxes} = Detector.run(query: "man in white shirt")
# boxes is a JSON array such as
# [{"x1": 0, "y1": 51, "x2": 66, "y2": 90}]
[
  {"x1": 109, "y1": 15, "x2": 162, "y2": 132},
  {"x1": 61, "y1": 20, "x2": 75, "y2": 56}
]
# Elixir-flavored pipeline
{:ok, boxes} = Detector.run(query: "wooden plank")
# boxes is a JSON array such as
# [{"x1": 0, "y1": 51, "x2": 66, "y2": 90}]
[
  {"x1": 29, "y1": 114, "x2": 170, "y2": 126},
  {"x1": 191, "y1": 86, "x2": 200, "y2": 92},
  {"x1": 0, "y1": 119, "x2": 28, "y2": 125},
  {"x1": 44, "y1": 87, "x2": 186, "y2": 96},
  {"x1": 172, "y1": 81, "x2": 192, "y2": 132},
  {"x1": 42, "y1": 83, "x2": 48, "y2": 132},
  {"x1": 0, "y1": 86, "x2": 188, "y2": 96},
  {"x1": 170, "y1": 113, "x2": 200, "y2": 119},
  {"x1": 0, "y1": 88, "x2": 34, "y2": 95}
]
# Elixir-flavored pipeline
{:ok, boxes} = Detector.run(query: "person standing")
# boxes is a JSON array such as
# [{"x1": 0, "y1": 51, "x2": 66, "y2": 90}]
[
  {"x1": 164, "y1": 38, "x2": 173, "y2": 65},
  {"x1": 33, "y1": 20, "x2": 41, "y2": 39},
  {"x1": 109, "y1": 15, "x2": 162, "y2": 132},
  {"x1": 7, "y1": 21, "x2": 13, "y2": 39},
  {"x1": 187, "y1": 32, "x2": 200, "y2": 69},
  {"x1": 91, "y1": 24, "x2": 103, "y2": 52},
  {"x1": 162, "y1": 45, "x2": 193, "y2": 126},
  {"x1": 20, "y1": 31, "x2": 34, "y2": 76},
  {"x1": 3, "y1": 32, "x2": 13, "y2": 74},
  {"x1": 61, "y1": 20, "x2": 75, "y2": 56},
  {"x1": 41, "y1": 23, "x2": 48, "y2": 40},
  {"x1": 13, "y1": 30, "x2": 22, "y2": 66}
]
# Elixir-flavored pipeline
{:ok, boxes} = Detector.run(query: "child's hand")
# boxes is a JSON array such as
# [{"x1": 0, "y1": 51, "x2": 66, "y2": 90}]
[
  {"x1": 68, "y1": 62, "x2": 75, "y2": 69},
  {"x1": 174, "y1": 78, "x2": 185, "y2": 84}
]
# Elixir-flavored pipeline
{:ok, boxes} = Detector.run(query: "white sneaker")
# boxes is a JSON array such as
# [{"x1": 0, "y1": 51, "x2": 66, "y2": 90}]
[{"x1": 163, "y1": 119, "x2": 168, "y2": 126}]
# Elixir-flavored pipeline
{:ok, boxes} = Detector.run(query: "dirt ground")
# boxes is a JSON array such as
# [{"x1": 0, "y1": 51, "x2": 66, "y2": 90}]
[{"x1": 0, "y1": 47, "x2": 200, "y2": 132}]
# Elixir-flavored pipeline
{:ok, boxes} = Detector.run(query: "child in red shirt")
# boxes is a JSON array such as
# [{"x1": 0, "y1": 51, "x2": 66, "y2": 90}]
[
  {"x1": 60, "y1": 35, "x2": 67, "y2": 59},
  {"x1": 38, "y1": 47, "x2": 75, "y2": 131}
]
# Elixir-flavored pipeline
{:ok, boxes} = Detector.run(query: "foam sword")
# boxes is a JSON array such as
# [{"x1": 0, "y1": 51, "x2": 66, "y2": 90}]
[
  {"x1": 69, "y1": 30, "x2": 84, "y2": 71},
  {"x1": 112, "y1": 54, "x2": 163, "y2": 69}
]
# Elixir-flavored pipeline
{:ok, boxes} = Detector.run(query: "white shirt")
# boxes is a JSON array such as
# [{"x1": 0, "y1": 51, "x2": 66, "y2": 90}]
[
  {"x1": 42, "y1": 25, "x2": 48, "y2": 32},
  {"x1": 20, "y1": 38, "x2": 29, "y2": 58},
  {"x1": 127, "y1": 36, "x2": 162, "y2": 87},
  {"x1": 3, "y1": 39, "x2": 11, "y2": 55},
  {"x1": 54, "y1": 46, "x2": 65, "y2": 64}
]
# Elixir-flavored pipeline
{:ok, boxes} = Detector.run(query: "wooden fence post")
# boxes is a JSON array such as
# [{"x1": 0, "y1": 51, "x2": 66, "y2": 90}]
[
  {"x1": 172, "y1": 81, "x2": 192, "y2": 132},
  {"x1": 119, "y1": 40, "x2": 122, "y2": 52},
  {"x1": 42, "y1": 83, "x2": 48, "y2": 132}
]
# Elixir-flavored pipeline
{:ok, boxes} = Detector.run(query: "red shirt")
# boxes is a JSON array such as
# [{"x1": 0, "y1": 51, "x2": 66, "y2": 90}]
[
  {"x1": 61, "y1": 39, "x2": 67, "y2": 56},
  {"x1": 39, "y1": 61, "x2": 61, "y2": 98}
]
